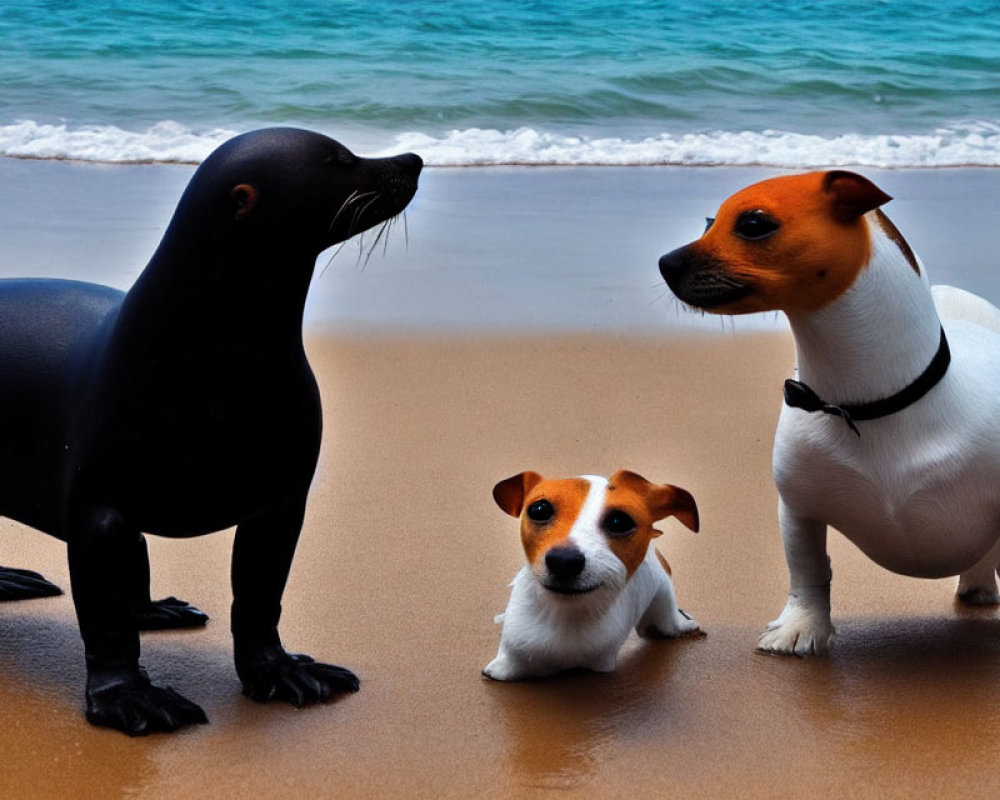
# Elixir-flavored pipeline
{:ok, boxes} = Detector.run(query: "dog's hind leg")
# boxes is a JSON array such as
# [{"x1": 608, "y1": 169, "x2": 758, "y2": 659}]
[
  {"x1": 635, "y1": 568, "x2": 701, "y2": 639},
  {"x1": 932, "y1": 285, "x2": 1000, "y2": 333},
  {"x1": 956, "y1": 537, "x2": 1000, "y2": 606}
]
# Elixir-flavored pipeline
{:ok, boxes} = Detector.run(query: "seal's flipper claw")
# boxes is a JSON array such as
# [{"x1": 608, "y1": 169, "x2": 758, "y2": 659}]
[
  {"x1": 238, "y1": 648, "x2": 359, "y2": 706},
  {"x1": 0, "y1": 565, "x2": 63, "y2": 601},
  {"x1": 85, "y1": 671, "x2": 208, "y2": 736},
  {"x1": 134, "y1": 596, "x2": 210, "y2": 630}
]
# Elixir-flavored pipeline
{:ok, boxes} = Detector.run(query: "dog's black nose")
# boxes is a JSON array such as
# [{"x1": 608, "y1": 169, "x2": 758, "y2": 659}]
[
  {"x1": 658, "y1": 246, "x2": 687, "y2": 282},
  {"x1": 545, "y1": 546, "x2": 586, "y2": 580}
]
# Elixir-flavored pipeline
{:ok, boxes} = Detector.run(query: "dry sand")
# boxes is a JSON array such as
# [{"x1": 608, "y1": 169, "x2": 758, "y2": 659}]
[{"x1": 4, "y1": 329, "x2": 1000, "y2": 799}]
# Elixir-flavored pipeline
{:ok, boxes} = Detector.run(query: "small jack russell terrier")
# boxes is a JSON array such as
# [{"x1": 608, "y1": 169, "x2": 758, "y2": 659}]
[
  {"x1": 483, "y1": 470, "x2": 700, "y2": 681},
  {"x1": 660, "y1": 169, "x2": 1000, "y2": 656}
]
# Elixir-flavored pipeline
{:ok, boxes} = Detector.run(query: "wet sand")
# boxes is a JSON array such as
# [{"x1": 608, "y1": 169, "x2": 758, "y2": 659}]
[{"x1": 4, "y1": 330, "x2": 1000, "y2": 799}]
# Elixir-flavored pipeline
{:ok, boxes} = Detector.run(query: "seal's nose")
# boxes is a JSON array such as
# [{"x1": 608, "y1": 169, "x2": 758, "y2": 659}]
[
  {"x1": 545, "y1": 546, "x2": 586, "y2": 580},
  {"x1": 393, "y1": 152, "x2": 423, "y2": 175}
]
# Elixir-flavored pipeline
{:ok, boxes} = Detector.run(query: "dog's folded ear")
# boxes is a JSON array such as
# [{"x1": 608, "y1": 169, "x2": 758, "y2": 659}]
[
  {"x1": 823, "y1": 170, "x2": 892, "y2": 223},
  {"x1": 610, "y1": 470, "x2": 700, "y2": 533},
  {"x1": 493, "y1": 471, "x2": 545, "y2": 517},
  {"x1": 653, "y1": 485, "x2": 699, "y2": 533}
]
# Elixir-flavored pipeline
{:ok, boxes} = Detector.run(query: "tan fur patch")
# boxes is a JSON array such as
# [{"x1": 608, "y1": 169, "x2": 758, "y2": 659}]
[
  {"x1": 519, "y1": 478, "x2": 591, "y2": 567},
  {"x1": 695, "y1": 171, "x2": 876, "y2": 313},
  {"x1": 874, "y1": 209, "x2": 920, "y2": 275},
  {"x1": 602, "y1": 481, "x2": 663, "y2": 577}
]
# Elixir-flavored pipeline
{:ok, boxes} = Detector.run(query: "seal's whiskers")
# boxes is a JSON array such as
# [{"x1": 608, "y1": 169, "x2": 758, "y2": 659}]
[
  {"x1": 330, "y1": 190, "x2": 378, "y2": 235},
  {"x1": 349, "y1": 192, "x2": 382, "y2": 237},
  {"x1": 319, "y1": 211, "x2": 406, "y2": 277},
  {"x1": 360, "y1": 218, "x2": 393, "y2": 270}
]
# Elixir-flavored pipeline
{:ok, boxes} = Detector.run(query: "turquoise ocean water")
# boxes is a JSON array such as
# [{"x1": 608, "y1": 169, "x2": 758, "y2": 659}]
[{"x1": 0, "y1": 0, "x2": 998, "y2": 166}]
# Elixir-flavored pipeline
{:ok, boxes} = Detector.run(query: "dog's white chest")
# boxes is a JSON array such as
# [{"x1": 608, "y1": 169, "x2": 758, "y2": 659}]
[
  {"x1": 499, "y1": 562, "x2": 656, "y2": 664},
  {"x1": 774, "y1": 356, "x2": 1000, "y2": 577}
]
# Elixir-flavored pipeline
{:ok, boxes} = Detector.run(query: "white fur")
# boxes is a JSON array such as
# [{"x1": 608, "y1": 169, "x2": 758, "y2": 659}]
[
  {"x1": 483, "y1": 476, "x2": 698, "y2": 680},
  {"x1": 933, "y1": 284, "x2": 1000, "y2": 333},
  {"x1": 763, "y1": 217, "x2": 1000, "y2": 655}
]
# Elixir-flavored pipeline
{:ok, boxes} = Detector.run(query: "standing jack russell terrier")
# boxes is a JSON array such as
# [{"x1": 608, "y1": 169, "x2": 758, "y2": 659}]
[
  {"x1": 659, "y1": 170, "x2": 1000, "y2": 656},
  {"x1": 483, "y1": 470, "x2": 700, "y2": 680}
]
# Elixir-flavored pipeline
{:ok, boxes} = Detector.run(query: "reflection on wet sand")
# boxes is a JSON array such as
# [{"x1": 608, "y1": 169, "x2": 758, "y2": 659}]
[
  {"x1": 487, "y1": 637, "x2": 704, "y2": 791},
  {"x1": 5, "y1": 333, "x2": 1000, "y2": 799}
]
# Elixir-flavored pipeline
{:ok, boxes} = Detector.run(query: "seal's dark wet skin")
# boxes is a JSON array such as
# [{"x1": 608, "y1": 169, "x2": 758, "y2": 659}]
[{"x1": 0, "y1": 128, "x2": 422, "y2": 735}]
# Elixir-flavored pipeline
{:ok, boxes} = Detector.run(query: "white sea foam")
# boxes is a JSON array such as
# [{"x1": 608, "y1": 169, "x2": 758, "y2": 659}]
[
  {"x1": 0, "y1": 120, "x2": 237, "y2": 164},
  {"x1": 384, "y1": 122, "x2": 1000, "y2": 168},
  {"x1": 1, "y1": 119, "x2": 999, "y2": 168}
]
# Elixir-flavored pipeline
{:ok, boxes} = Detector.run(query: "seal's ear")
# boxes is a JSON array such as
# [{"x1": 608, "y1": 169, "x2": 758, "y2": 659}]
[
  {"x1": 823, "y1": 171, "x2": 892, "y2": 223},
  {"x1": 493, "y1": 471, "x2": 545, "y2": 517},
  {"x1": 610, "y1": 469, "x2": 700, "y2": 533},
  {"x1": 231, "y1": 184, "x2": 258, "y2": 220}
]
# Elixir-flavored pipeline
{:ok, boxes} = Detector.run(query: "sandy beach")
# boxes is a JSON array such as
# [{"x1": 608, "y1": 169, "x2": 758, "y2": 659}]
[{"x1": 2, "y1": 161, "x2": 1000, "y2": 798}]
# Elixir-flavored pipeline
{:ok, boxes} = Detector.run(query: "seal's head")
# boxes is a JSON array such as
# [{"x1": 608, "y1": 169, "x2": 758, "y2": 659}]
[{"x1": 163, "y1": 127, "x2": 422, "y2": 263}]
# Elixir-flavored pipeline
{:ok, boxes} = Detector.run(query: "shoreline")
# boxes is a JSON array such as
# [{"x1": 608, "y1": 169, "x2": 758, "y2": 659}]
[{"x1": 6, "y1": 153, "x2": 1000, "y2": 170}]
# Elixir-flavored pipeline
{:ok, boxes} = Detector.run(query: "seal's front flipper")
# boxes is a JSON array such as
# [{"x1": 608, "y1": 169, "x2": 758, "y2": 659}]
[
  {"x1": 0, "y1": 565, "x2": 63, "y2": 601},
  {"x1": 231, "y1": 498, "x2": 359, "y2": 708},
  {"x1": 134, "y1": 596, "x2": 210, "y2": 630},
  {"x1": 237, "y1": 647, "x2": 360, "y2": 704},
  {"x1": 86, "y1": 667, "x2": 208, "y2": 736}
]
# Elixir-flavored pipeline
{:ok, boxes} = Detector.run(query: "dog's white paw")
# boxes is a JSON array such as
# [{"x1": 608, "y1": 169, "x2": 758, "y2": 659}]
[
  {"x1": 639, "y1": 607, "x2": 701, "y2": 639},
  {"x1": 757, "y1": 592, "x2": 834, "y2": 657},
  {"x1": 482, "y1": 654, "x2": 523, "y2": 681},
  {"x1": 758, "y1": 619, "x2": 833, "y2": 656},
  {"x1": 673, "y1": 608, "x2": 702, "y2": 637}
]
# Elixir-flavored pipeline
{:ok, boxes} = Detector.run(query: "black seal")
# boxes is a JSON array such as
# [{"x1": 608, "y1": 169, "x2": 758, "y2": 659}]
[{"x1": 0, "y1": 128, "x2": 422, "y2": 734}]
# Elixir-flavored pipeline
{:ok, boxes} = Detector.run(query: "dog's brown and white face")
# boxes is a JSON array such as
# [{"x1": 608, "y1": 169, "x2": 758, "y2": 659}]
[
  {"x1": 658, "y1": 170, "x2": 908, "y2": 315},
  {"x1": 492, "y1": 470, "x2": 698, "y2": 597}
]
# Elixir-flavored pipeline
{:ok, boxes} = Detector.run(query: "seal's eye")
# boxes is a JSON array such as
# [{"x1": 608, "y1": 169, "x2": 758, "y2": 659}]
[
  {"x1": 526, "y1": 499, "x2": 555, "y2": 523},
  {"x1": 328, "y1": 149, "x2": 357, "y2": 168},
  {"x1": 704, "y1": 217, "x2": 715, "y2": 233},
  {"x1": 734, "y1": 210, "x2": 780, "y2": 241},
  {"x1": 602, "y1": 509, "x2": 636, "y2": 538}
]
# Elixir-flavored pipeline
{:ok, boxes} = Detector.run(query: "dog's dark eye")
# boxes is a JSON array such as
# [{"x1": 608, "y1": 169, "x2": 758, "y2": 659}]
[
  {"x1": 602, "y1": 510, "x2": 636, "y2": 538},
  {"x1": 734, "y1": 209, "x2": 780, "y2": 241},
  {"x1": 527, "y1": 499, "x2": 555, "y2": 523},
  {"x1": 704, "y1": 217, "x2": 715, "y2": 233}
]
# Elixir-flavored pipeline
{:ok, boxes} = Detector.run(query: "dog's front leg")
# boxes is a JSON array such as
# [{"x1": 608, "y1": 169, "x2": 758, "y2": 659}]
[
  {"x1": 231, "y1": 496, "x2": 360, "y2": 704},
  {"x1": 483, "y1": 645, "x2": 530, "y2": 681},
  {"x1": 757, "y1": 499, "x2": 834, "y2": 656}
]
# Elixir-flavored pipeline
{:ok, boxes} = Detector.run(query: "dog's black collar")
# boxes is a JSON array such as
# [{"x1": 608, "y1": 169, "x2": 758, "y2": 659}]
[{"x1": 783, "y1": 326, "x2": 950, "y2": 437}]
